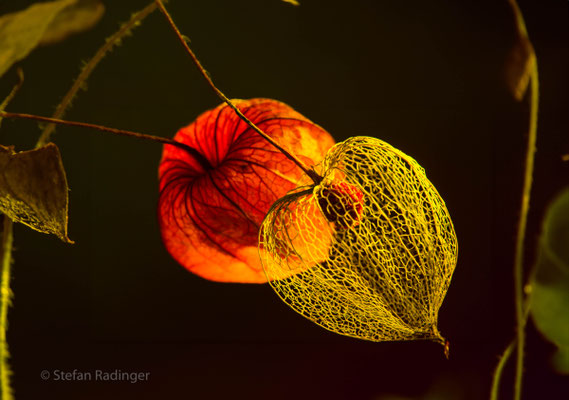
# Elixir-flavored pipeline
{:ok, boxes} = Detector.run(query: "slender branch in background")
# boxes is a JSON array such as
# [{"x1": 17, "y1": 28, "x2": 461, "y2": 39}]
[
  {"x1": 1, "y1": 111, "x2": 213, "y2": 170},
  {"x1": 0, "y1": 69, "x2": 24, "y2": 129},
  {"x1": 0, "y1": 216, "x2": 14, "y2": 400},
  {"x1": 3, "y1": 2, "x2": 211, "y2": 169},
  {"x1": 490, "y1": 296, "x2": 533, "y2": 400},
  {"x1": 507, "y1": 0, "x2": 539, "y2": 398},
  {"x1": 0, "y1": 68, "x2": 25, "y2": 400},
  {"x1": 153, "y1": 0, "x2": 323, "y2": 185},
  {"x1": 512, "y1": 60, "x2": 538, "y2": 400},
  {"x1": 36, "y1": 2, "x2": 159, "y2": 148},
  {"x1": 490, "y1": 340, "x2": 516, "y2": 400}
]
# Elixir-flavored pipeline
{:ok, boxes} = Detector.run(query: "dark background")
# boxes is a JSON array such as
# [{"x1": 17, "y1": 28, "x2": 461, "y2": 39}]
[{"x1": 0, "y1": 0, "x2": 567, "y2": 399}]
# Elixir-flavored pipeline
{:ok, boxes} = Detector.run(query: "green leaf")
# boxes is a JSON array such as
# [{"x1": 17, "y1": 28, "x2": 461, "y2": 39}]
[
  {"x1": 0, "y1": 144, "x2": 72, "y2": 243},
  {"x1": 0, "y1": 0, "x2": 104, "y2": 78},
  {"x1": 530, "y1": 187, "x2": 569, "y2": 374},
  {"x1": 552, "y1": 346, "x2": 569, "y2": 375},
  {"x1": 532, "y1": 281, "x2": 569, "y2": 346},
  {"x1": 40, "y1": 0, "x2": 105, "y2": 46}
]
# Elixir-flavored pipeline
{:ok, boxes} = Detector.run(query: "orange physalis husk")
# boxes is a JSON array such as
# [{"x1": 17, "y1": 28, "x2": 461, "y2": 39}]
[{"x1": 158, "y1": 98, "x2": 335, "y2": 283}]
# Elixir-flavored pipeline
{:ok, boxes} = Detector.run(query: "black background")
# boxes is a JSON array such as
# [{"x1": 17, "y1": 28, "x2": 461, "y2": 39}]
[{"x1": 0, "y1": 0, "x2": 567, "y2": 399}]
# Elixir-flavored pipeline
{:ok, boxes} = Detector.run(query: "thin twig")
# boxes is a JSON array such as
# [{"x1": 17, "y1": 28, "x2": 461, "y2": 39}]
[
  {"x1": 1, "y1": 2, "x2": 213, "y2": 170},
  {"x1": 0, "y1": 68, "x2": 24, "y2": 400},
  {"x1": 508, "y1": 0, "x2": 539, "y2": 397},
  {"x1": 512, "y1": 60, "x2": 538, "y2": 400},
  {"x1": 0, "y1": 69, "x2": 24, "y2": 129},
  {"x1": 153, "y1": 0, "x2": 322, "y2": 185},
  {"x1": 37, "y1": 2, "x2": 159, "y2": 148},
  {"x1": 490, "y1": 1, "x2": 538, "y2": 397},
  {"x1": 1, "y1": 111, "x2": 213, "y2": 170},
  {"x1": 490, "y1": 297, "x2": 532, "y2": 400},
  {"x1": 490, "y1": 340, "x2": 516, "y2": 400}
]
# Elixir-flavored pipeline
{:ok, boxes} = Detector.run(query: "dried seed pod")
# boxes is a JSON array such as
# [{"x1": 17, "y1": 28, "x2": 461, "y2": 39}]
[
  {"x1": 317, "y1": 181, "x2": 364, "y2": 228},
  {"x1": 260, "y1": 136, "x2": 458, "y2": 344}
]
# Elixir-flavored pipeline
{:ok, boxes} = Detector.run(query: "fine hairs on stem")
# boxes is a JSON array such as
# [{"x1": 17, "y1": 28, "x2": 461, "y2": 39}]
[
  {"x1": 0, "y1": 7, "x2": 169, "y2": 396},
  {"x1": 0, "y1": 217, "x2": 14, "y2": 400},
  {"x1": 36, "y1": 2, "x2": 159, "y2": 148},
  {"x1": 1, "y1": 1, "x2": 323, "y2": 183},
  {"x1": 0, "y1": 1, "x2": 215, "y2": 170}
]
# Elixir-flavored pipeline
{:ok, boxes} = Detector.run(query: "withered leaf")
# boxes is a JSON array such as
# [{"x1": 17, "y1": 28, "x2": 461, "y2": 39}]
[
  {"x1": 0, "y1": 143, "x2": 72, "y2": 243},
  {"x1": 0, "y1": 0, "x2": 104, "y2": 78},
  {"x1": 505, "y1": 35, "x2": 535, "y2": 101},
  {"x1": 504, "y1": 0, "x2": 536, "y2": 101}
]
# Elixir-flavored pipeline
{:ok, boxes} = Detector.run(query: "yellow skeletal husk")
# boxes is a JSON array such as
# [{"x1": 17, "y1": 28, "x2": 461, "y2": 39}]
[{"x1": 259, "y1": 136, "x2": 458, "y2": 345}]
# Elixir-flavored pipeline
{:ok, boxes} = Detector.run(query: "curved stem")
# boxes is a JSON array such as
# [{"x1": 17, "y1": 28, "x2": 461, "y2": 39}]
[
  {"x1": 0, "y1": 217, "x2": 14, "y2": 400},
  {"x1": 490, "y1": 339, "x2": 516, "y2": 400},
  {"x1": 153, "y1": 0, "x2": 322, "y2": 185},
  {"x1": 0, "y1": 111, "x2": 213, "y2": 171},
  {"x1": 512, "y1": 60, "x2": 538, "y2": 400},
  {"x1": 490, "y1": 1, "x2": 538, "y2": 398},
  {"x1": 37, "y1": 2, "x2": 159, "y2": 148},
  {"x1": 509, "y1": 0, "x2": 539, "y2": 394},
  {"x1": 490, "y1": 297, "x2": 532, "y2": 400}
]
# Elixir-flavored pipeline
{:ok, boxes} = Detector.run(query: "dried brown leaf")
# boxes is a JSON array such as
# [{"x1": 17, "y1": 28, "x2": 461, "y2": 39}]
[
  {"x1": 504, "y1": 0, "x2": 536, "y2": 101},
  {"x1": 505, "y1": 35, "x2": 536, "y2": 101},
  {"x1": 0, "y1": 143, "x2": 72, "y2": 243}
]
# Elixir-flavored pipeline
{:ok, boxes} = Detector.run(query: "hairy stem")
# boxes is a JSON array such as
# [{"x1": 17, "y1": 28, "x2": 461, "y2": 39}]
[
  {"x1": 153, "y1": 0, "x2": 322, "y2": 185},
  {"x1": 1, "y1": 111, "x2": 212, "y2": 170},
  {"x1": 0, "y1": 68, "x2": 24, "y2": 400},
  {"x1": 0, "y1": 217, "x2": 14, "y2": 400},
  {"x1": 36, "y1": 2, "x2": 159, "y2": 148}
]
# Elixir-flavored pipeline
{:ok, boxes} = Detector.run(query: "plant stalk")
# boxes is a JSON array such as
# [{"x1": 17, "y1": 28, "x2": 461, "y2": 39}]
[
  {"x1": 0, "y1": 111, "x2": 213, "y2": 170},
  {"x1": 512, "y1": 58, "x2": 538, "y2": 400},
  {"x1": 153, "y1": 0, "x2": 322, "y2": 185},
  {"x1": 0, "y1": 216, "x2": 14, "y2": 400},
  {"x1": 508, "y1": 0, "x2": 539, "y2": 396},
  {"x1": 490, "y1": 340, "x2": 516, "y2": 400},
  {"x1": 37, "y1": 2, "x2": 159, "y2": 148}
]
